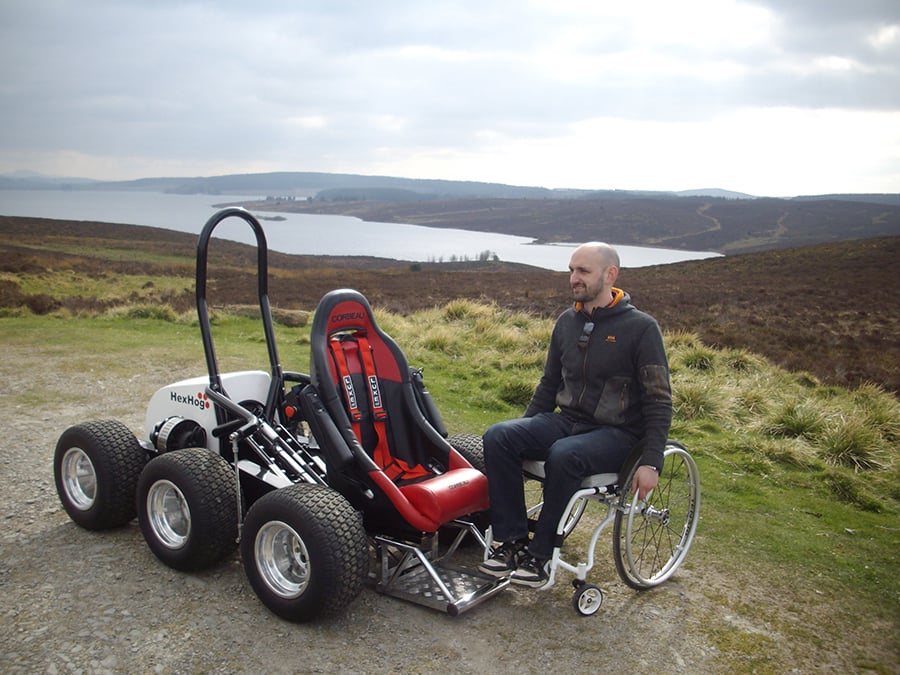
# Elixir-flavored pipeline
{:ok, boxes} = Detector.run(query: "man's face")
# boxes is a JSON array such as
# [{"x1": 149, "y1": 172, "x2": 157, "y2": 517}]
[{"x1": 569, "y1": 248, "x2": 608, "y2": 305}]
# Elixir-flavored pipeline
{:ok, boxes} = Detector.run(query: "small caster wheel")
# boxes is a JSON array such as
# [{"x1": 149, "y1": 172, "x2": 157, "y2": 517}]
[{"x1": 572, "y1": 583, "x2": 604, "y2": 616}]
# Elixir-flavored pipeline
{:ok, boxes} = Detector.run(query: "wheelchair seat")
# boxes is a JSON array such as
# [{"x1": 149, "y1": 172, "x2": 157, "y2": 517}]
[
  {"x1": 522, "y1": 460, "x2": 618, "y2": 491},
  {"x1": 309, "y1": 288, "x2": 488, "y2": 534}
]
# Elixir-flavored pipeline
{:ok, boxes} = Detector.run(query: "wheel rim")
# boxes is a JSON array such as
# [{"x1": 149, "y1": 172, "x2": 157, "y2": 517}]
[
  {"x1": 255, "y1": 520, "x2": 311, "y2": 599},
  {"x1": 575, "y1": 586, "x2": 603, "y2": 615},
  {"x1": 61, "y1": 447, "x2": 97, "y2": 510},
  {"x1": 620, "y1": 447, "x2": 700, "y2": 586},
  {"x1": 146, "y1": 479, "x2": 191, "y2": 549}
]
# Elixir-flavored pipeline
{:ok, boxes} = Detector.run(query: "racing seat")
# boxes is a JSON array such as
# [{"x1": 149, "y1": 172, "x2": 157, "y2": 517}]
[
  {"x1": 309, "y1": 288, "x2": 488, "y2": 532},
  {"x1": 309, "y1": 289, "x2": 506, "y2": 615}
]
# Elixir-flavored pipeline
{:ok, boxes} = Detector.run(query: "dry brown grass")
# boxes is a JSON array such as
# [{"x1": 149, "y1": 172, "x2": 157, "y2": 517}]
[{"x1": 1, "y1": 215, "x2": 898, "y2": 392}]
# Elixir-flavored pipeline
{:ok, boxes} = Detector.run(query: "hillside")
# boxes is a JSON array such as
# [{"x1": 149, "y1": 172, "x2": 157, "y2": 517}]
[
  {"x1": 1, "y1": 215, "x2": 898, "y2": 393},
  {"x1": 238, "y1": 194, "x2": 900, "y2": 255}
]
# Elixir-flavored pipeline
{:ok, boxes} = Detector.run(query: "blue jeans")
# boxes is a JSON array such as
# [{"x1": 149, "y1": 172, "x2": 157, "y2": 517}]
[{"x1": 483, "y1": 412, "x2": 637, "y2": 560}]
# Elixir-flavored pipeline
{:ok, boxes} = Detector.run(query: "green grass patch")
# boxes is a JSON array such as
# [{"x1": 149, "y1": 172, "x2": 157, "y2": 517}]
[{"x1": 2, "y1": 305, "x2": 897, "y2": 671}]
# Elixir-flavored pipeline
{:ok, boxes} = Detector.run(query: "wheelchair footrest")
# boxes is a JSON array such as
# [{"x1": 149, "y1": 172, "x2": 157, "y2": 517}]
[{"x1": 373, "y1": 535, "x2": 509, "y2": 616}]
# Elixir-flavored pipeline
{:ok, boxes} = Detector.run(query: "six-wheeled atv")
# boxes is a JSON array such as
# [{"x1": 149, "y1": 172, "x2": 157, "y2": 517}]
[
  {"x1": 53, "y1": 207, "x2": 700, "y2": 621},
  {"x1": 53, "y1": 207, "x2": 507, "y2": 621}
]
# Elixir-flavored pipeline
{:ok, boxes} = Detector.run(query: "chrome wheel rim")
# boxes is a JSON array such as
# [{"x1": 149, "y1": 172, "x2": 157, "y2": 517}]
[
  {"x1": 255, "y1": 520, "x2": 310, "y2": 599},
  {"x1": 147, "y1": 480, "x2": 191, "y2": 549},
  {"x1": 61, "y1": 447, "x2": 97, "y2": 510}
]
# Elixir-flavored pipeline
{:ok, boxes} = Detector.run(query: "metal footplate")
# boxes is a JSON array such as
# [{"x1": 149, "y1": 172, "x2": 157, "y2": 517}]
[{"x1": 372, "y1": 524, "x2": 510, "y2": 616}]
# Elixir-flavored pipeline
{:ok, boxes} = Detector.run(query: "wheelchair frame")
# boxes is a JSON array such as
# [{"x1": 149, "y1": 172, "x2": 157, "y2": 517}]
[{"x1": 508, "y1": 440, "x2": 701, "y2": 615}]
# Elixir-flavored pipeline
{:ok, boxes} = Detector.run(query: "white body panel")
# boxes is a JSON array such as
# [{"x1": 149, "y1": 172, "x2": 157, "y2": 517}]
[{"x1": 144, "y1": 370, "x2": 272, "y2": 450}]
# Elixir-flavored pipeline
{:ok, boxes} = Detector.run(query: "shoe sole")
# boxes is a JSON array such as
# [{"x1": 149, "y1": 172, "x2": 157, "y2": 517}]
[
  {"x1": 510, "y1": 572, "x2": 550, "y2": 587},
  {"x1": 477, "y1": 564, "x2": 515, "y2": 577}
]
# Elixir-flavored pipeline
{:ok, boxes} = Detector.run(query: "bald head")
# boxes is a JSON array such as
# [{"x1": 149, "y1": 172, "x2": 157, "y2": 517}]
[
  {"x1": 568, "y1": 242, "x2": 621, "y2": 311},
  {"x1": 574, "y1": 242, "x2": 620, "y2": 269}
]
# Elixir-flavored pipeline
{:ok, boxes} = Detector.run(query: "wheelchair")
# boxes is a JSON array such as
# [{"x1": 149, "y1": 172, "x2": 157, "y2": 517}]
[{"x1": 505, "y1": 441, "x2": 701, "y2": 615}]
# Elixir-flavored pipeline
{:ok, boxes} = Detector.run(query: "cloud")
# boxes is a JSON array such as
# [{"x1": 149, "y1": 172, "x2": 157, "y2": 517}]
[{"x1": 0, "y1": 0, "x2": 898, "y2": 195}]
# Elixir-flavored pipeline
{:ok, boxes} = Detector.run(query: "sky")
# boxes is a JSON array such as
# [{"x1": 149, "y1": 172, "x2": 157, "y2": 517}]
[{"x1": 1, "y1": 1, "x2": 899, "y2": 197}]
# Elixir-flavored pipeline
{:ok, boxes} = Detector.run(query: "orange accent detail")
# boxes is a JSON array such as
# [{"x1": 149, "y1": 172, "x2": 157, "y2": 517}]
[
  {"x1": 608, "y1": 287, "x2": 625, "y2": 307},
  {"x1": 574, "y1": 287, "x2": 624, "y2": 313}
]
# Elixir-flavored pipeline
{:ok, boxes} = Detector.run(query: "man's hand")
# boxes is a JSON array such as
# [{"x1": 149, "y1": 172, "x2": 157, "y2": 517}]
[{"x1": 631, "y1": 465, "x2": 659, "y2": 500}]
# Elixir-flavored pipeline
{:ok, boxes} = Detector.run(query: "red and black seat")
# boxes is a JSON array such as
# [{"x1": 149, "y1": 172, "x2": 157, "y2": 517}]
[{"x1": 309, "y1": 289, "x2": 488, "y2": 535}]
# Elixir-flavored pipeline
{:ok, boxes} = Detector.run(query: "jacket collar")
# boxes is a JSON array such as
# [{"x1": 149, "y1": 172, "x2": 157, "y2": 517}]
[{"x1": 574, "y1": 287, "x2": 625, "y2": 315}]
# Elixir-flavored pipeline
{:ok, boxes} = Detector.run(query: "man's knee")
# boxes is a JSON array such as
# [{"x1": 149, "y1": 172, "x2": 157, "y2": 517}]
[
  {"x1": 545, "y1": 441, "x2": 588, "y2": 476},
  {"x1": 482, "y1": 424, "x2": 503, "y2": 460},
  {"x1": 483, "y1": 418, "x2": 520, "y2": 451}
]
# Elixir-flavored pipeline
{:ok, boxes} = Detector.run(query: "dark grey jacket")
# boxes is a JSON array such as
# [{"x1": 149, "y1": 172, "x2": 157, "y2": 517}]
[{"x1": 524, "y1": 289, "x2": 672, "y2": 470}]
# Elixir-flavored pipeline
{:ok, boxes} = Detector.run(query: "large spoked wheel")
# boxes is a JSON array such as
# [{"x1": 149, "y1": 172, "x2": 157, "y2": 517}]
[
  {"x1": 241, "y1": 483, "x2": 368, "y2": 622},
  {"x1": 53, "y1": 420, "x2": 147, "y2": 530},
  {"x1": 613, "y1": 441, "x2": 700, "y2": 589},
  {"x1": 136, "y1": 448, "x2": 239, "y2": 571}
]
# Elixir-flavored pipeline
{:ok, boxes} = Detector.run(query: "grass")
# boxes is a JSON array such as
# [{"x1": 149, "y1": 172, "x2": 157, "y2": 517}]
[{"x1": 2, "y1": 301, "x2": 898, "y2": 671}]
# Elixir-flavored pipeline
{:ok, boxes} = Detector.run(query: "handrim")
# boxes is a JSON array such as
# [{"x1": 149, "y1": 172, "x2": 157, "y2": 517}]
[{"x1": 618, "y1": 447, "x2": 700, "y2": 587}]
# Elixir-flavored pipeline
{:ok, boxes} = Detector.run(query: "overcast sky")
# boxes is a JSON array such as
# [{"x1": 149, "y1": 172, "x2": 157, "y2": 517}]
[{"x1": 1, "y1": 1, "x2": 898, "y2": 197}]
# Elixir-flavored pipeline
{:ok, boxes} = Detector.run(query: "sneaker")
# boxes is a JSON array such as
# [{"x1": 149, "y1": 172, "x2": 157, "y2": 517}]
[
  {"x1": 478, "y1": 540, "x2": 527, "y2": 577},
  {"x1": 510, "y1": 553, "x2": 550, "y2": 587}
]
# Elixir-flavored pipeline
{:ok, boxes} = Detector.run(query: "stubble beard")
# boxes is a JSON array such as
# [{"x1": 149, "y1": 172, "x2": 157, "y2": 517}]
[{"x1": 572, "y1": 282, "x2": 598, "y2": 304}]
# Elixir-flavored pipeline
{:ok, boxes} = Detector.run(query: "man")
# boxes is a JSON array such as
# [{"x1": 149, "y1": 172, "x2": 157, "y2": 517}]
[{"x1": 479, "y1": 242, "x2": 672, "y2": 586}]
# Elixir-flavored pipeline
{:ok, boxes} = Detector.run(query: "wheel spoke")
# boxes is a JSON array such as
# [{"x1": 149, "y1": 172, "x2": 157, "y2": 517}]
[{"x1": 613, "y1": 444, "x2": 700, "y2": 588}]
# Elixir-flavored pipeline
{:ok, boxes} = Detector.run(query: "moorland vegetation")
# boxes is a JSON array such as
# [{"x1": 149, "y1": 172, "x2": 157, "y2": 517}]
[
  {"x1": 0, "y1": 213, "x2": 898, "y2": 670},
  {"x1": 1, "y1": 215, "x2": 897, "y2": 392}
]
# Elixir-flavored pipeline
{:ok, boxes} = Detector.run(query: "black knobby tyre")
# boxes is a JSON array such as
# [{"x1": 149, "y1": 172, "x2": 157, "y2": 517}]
[
  {"x1": 447, "y1": 433, "x2": 486, "y2": 473},
  {"x1": 241, "y1": 483, "x2": 368, "y2": 622},
  {"x1": 136, "y1": 448, "x2": 239, "y2": 572},
  {"x1": 53, "y1": 420, "x2": 147, "y2": 530},
  {"x1": 445, "y1": 432, "x2": 491, "y2": 536}
]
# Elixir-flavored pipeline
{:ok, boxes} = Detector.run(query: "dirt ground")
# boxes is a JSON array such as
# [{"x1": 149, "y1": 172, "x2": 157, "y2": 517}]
[{"x1": 0, "y1": 341, "x2": 892, "y2": 674}]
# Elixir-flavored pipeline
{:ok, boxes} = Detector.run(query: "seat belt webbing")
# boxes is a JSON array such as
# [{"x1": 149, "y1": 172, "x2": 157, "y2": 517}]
[{"x1": 329, "y1": 333, "x2": 428, "y2": 482}]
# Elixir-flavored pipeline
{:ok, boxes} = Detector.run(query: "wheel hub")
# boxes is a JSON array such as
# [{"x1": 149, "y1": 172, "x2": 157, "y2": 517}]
[
  {"x1": 255, "y1": 520, "x2": 311, "y2": 599},
  {"x1": 146, "y1": 479, "x2": 191, "y2": 549},
  {"x1": 61, "y1": 447, "x2": 97, "y2": 510}
]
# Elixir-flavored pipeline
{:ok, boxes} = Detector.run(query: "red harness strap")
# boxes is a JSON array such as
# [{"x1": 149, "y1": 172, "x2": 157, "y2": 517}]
[{"x1": 329, "y1": 333, "x2": 428, "y2": 482}]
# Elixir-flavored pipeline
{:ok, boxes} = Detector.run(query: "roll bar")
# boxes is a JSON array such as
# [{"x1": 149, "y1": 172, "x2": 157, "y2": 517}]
[{"x1": 195, "y1": 207, "x2": 284, "y2": 423}]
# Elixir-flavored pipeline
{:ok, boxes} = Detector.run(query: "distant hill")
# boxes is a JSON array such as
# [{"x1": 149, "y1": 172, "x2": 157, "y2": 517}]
[
  {"x1": 4, "y1": 170, "x2": 899, "y2": 254},
  {"x1": 0, "y1": 171, "x2": 565, "y2": 200},
  {"x1": 239, "y1": 194, "x2": 900, "y2": 255},
  {"x1": 674, "y1": 188, "x2": 755, "y2": 199},
  {"x1": 793, "y1": 193, "x2": 900, "y2": 206}
]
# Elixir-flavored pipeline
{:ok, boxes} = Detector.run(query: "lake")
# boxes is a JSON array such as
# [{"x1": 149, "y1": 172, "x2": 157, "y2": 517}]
[{"x1": 0, "y1": 189, "x2": 720, "y2": 271}]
